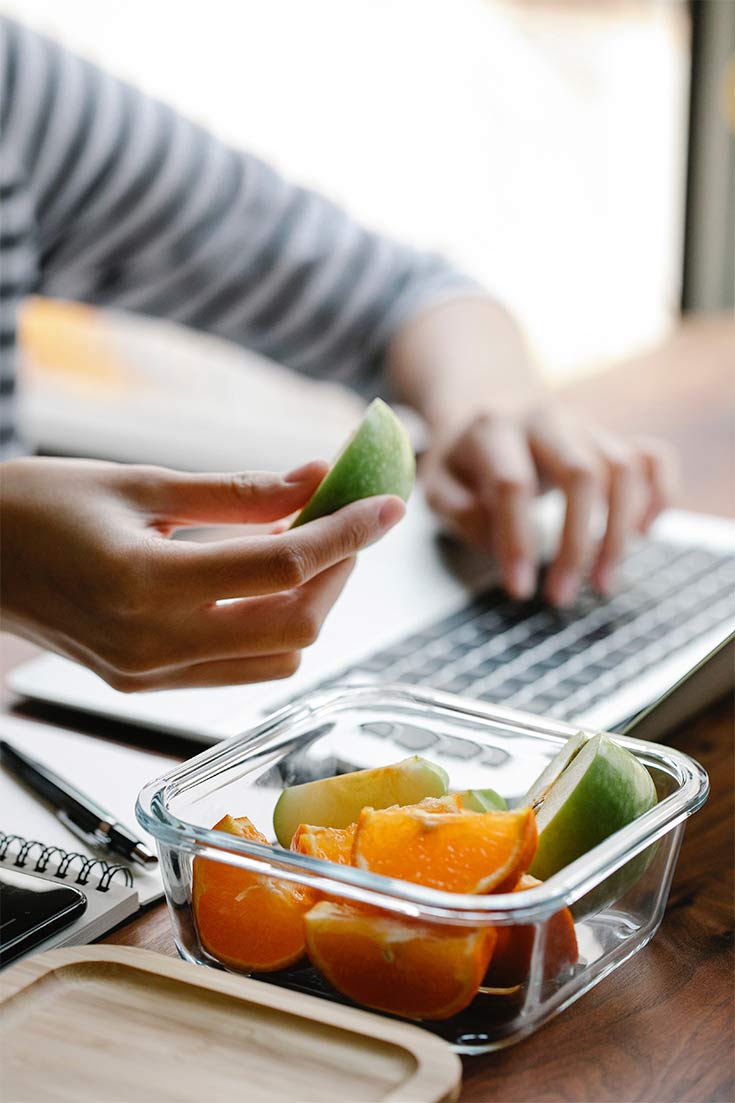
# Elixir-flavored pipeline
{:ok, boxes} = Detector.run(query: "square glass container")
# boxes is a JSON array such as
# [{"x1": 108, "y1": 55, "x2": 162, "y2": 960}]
[{"x1": 136, "y1": 685, "x2": 708, "y2": 1053}]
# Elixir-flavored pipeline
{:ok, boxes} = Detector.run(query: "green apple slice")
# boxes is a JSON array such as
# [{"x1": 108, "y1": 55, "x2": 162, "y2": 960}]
[
  {"x1": 291, "y1": 398, "x2": 415, "y2": 527},
  {"x1": 273, "y1": 755, "x2": 448, "y2": 846},
  {"x1": 521, "y1": 732, "x2": 589, "y2": 810},
  {"x1": 530, "y1": 733, "x2": 657, "y2": 882},
  {"x1": 456, "y1": 788, "x2": 507, "y2": 812}
]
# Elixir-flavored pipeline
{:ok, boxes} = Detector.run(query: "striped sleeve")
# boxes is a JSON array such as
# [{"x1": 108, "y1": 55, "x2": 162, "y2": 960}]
[{"x1": 1, "y1": 16, "x2": 481, "y2": 411}]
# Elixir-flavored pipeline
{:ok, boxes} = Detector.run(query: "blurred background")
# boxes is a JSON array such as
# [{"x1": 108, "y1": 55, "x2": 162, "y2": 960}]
[{"x1": 3, "y1": 0, "x2": 733, "y2": 468}]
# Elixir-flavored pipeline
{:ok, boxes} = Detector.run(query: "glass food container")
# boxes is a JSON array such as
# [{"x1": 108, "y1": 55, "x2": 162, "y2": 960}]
[{"x1": 136, "y1": 685, "x2": 708, "y2": 1053}]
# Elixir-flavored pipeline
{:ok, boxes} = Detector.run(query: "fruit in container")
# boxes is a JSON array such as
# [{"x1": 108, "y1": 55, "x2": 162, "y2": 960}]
[
  {"x1": 273, "y1": 755, "x2": 448, "y2": 846},
  {"x1": 304, "y1": 900, "x2": 497, "y2": 1021},
  {"x1": 529, "y1": 733, "x2": 658, "y2": 882},
  {"x1": 521, "y1": 732, "x2": 589, "y2": 809},
  {"x1": 291, "y1": 822, "x2": 356, "y2": 864},
  {"x1": 483, "y1": 874, "x2": 578, "y2": 988},
  {"x1": 457, "y1": 787, "x2": 507, "y2": 812},
  {"x1": 193, "y1": 815, "x2": 315, "y2": 972},
  {"x1": 289, "y1": 796, "x2": 462, "y2": 867},
  {"x1": 352, "y1": 803, "x2": 537, "y2": 894}
]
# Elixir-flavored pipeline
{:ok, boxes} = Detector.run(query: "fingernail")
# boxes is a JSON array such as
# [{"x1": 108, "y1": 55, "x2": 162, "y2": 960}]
[
  {"x1": 378, "y1": 497, "x2": 406, "y2": 531},
  {"x1": 551, "y1": 569, "x2": 579, "y2": 607},
  {"x1": 284, "y1": 461, "x2": 324, "y2": 483},
  {"x1": 507, "y1": 561, "x2": 535, "y2": 601}
]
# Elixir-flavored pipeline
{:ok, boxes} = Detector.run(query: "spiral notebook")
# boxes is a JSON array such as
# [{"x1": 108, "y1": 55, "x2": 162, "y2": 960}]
[
  {"x1": 0, "y1": 832, "x2": 140, "y2": 959},
  {"x1": 0, "y1": 713, "x2": 178, "y2": 957}
]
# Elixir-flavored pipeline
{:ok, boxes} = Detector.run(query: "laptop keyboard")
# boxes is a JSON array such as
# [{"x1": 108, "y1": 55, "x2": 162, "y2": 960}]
[{"x1": 304, "y1": 538, "x2": 735, "y2": 724}]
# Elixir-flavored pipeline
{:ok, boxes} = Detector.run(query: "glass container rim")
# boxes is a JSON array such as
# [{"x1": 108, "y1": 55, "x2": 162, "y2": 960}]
[{"x1": 136, "y1": 684, "x2": 709, "y2": 922}]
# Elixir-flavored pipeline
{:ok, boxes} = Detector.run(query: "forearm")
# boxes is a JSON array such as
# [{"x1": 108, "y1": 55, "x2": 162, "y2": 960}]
[{"x1": 386, "y1": 297, "x2": 545, "y2": 438}]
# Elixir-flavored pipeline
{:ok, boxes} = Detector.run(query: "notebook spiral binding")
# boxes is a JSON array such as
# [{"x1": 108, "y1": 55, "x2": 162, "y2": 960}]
[{"x1": 0, "y1": 830, "x2": 133, "y2": 891}]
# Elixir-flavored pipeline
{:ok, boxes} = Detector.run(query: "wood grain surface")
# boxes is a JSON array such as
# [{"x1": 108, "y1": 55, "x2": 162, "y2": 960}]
[
  {"x1": 0, "y1": 946, "x2": 462, "y2": 1103},
  {"x1": 1, "y1": 316, "x2": 733, "y2": 1102}
]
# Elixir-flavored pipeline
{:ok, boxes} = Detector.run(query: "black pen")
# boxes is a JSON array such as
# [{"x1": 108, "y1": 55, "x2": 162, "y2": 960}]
[{"x1": 0, "y1": 739, "x2": 157, "y2": 868}]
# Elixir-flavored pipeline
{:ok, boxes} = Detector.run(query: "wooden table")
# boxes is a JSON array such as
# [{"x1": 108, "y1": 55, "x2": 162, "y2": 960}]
[{"x1": 2, "y1": 316, "x2": 733, "y2": 1102}]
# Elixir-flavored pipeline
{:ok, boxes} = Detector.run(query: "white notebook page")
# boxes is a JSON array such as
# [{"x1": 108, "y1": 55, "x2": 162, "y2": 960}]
[{"x1": 0, "y1": 714, "x2": 180, "y2": 905}]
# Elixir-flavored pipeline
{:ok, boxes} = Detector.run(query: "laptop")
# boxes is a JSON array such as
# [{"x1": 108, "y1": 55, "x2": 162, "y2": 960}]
[{"x1": 7, "y1": 490, "x2": 734, "y2": 743}]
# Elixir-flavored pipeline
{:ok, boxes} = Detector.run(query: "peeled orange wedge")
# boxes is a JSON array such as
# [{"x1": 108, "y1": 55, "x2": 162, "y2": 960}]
[
  {"x1": 304, "y1": 900, "x2": 497, "y2": 1021},
  {"x1": 291, "y1": 822, "x2": 356, "y2": 864},
  {"x1": 353, "y1": 805, "x2": 537, "y2": 894},
  {"x1": 289, "y1": 797, "x2": 462, "y2": 865},
  {"x1": 193, "y1": 815, "x2": 315, "y2": 972}
]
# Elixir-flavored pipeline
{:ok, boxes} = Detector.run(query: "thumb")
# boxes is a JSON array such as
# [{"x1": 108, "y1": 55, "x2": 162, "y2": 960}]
[{"x1": 142, "y1": 460, "x2": 329, "y2": 527}]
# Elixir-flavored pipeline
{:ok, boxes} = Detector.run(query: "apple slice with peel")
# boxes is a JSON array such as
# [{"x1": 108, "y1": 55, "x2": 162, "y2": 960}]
[
  {"x1": 521, "y1": 732, "x2": 589, "y2": 810},
  {"x1": 291, "y1": 398, "x2": 415, "y2": 527},
  {"x1": 530, "y1": 733, "x2": 657, "y2": 884},
  {"x1": 457, "y1": 788, "x2": 507, "y2": 812},
  {"x1": 273, "y1": 755, "x2": 448, "y2": 847}
]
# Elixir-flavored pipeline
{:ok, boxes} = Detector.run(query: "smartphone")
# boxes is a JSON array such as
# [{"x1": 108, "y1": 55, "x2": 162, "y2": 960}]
[{"x1": 0, "y1": 867, "x2": 87, "y2": 967}]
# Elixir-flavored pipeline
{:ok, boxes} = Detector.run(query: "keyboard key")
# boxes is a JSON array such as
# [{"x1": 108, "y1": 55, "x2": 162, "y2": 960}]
[
  {"x1": 467, "y1": 657, "x2": 502, "y2": 678},
  {"x1": 402, "y1": 656, "x2": 446, "y2": 679},
  {"x1": 360, "y1": 654, "x2": 397, "y2": 673},
  {"x1": 437, "y1": 736, "x2": 482, "y2": 759},
  {"x1": 360, "y1": 722, "x2": 395, "y2": 738},
  {"x1": 524, "y1": 695, "x2": 562, "y2": 713},
  {"x1": 492, "y1": 678, "x2": 532, "y2": 697},
  {"x1": 392, "y1": 725, "x2": 439, "y2": 751},
  {"x1": 480, "y1": 747, "x2": 511, "y2": 767},
  {"x1": 443, "y1": 673, "x2": 478, "y2": 693}
]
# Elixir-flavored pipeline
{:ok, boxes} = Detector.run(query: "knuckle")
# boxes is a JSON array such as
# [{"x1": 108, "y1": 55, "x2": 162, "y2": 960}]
[
  {"x1": 562, "y1": 460, "x2": 597, "y2": 493},
  {"x1": 271, "y1": 542, "x2": 310, "y2": 589},
  {"x1": 124, "y1": 465, "x2": 172, "y2": 507},
  {"x1": 229, "y1": 471, "x2": 264, "y2": 503},
  {"x1": 338, "y1": 511, "x2": 375, "y2": 554}
]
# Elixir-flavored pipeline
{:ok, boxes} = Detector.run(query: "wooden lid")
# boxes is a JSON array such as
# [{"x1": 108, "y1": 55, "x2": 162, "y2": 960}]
[{"x1": 0, "y1": 946, "x2": 461, "y2": 1102}]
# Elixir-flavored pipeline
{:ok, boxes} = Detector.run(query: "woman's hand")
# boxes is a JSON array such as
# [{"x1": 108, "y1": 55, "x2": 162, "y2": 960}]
[
  {"x1": 388, "y1": 297, "x2": 676, "y2": 606},
  {"x1": 0, "y1": 457, "x2": 405, "y2": 691},
  {"x1": 422, "y1": 405, "x2": 675, "y2": 605}
]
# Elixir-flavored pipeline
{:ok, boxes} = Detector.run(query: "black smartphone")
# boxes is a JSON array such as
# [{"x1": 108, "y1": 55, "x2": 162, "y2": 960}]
[{"x1": 0, "y1": 867, "x2": 87, "y2": 967}]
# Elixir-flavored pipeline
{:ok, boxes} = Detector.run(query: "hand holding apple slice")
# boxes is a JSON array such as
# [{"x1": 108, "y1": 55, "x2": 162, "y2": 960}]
[{"x1": 291, "y1": 398, "x2": 415, "y2": 527}]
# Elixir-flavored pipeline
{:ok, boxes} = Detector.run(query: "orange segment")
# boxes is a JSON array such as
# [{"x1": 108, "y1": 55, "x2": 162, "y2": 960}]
[
  {"x1": 193, "y1": 815, "x2": 315, "y2": 972},
  {"x1": 305, "y1": 901, "x2": 496, "y2": 1021},
  {"x1": 291, "y1": 822, "x2": 356, "y2": 864},
  {"x1": 353, "y1": 805, "x2": 537, "y2": 894},
  {"x1": 412, "y1": 794, "x2": 463, "y2": 813},
  {"x1": 484, "y1": 874, "x2": 578, "y2": 987},
  {"x1": 290, "y1": 797, "x2": 463, "y2": 866}
]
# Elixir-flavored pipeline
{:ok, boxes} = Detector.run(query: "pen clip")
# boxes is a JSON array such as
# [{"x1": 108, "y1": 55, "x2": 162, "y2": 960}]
[{"x1": 58, "y1": 810, "x2": 113, "y2": 853}]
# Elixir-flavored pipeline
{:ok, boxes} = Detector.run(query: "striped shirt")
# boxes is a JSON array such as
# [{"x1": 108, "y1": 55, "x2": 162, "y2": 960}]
[{"x1": 0, "y1": 17, "x2": 479, "y2": 457}]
